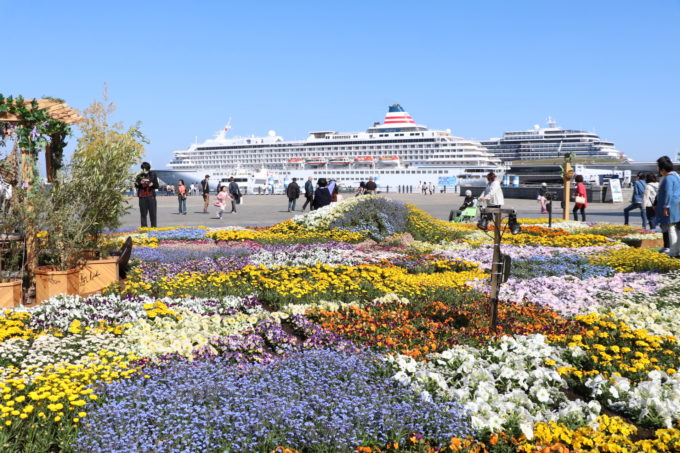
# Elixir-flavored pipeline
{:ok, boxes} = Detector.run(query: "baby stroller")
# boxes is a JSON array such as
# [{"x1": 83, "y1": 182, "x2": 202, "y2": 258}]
[{"x1": 449, "y1": 205, "x2": 478, "y2": 223}]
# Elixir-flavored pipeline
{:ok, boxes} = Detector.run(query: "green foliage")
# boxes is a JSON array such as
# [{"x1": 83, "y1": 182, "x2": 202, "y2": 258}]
[
  {"x1": 0, "y1": 203, "x2": 24, "y2": 282},
  {"x1": 69, "y1": 92, "x2": 147, "y2": 244},
  {"x1": 0, "y1": 94, "x2": 72, "y2": 175}
]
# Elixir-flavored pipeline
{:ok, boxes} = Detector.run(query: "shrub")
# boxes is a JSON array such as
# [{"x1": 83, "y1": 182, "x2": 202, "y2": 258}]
[
  {"x1": 329, "y1": 197, "x2": 409, "y2": 241},
  {"x1": 406, "y1": 205, "x2": 470, "y2": 243}
]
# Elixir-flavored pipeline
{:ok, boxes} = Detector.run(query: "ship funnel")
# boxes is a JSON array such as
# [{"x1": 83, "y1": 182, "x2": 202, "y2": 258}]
[{"x1": 383, "y1": 104, "x2": 416, "y2": 125}]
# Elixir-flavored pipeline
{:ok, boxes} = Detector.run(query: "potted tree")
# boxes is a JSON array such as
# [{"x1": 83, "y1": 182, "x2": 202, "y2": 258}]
[
  {"x1": 70, "y1": 94, "x2": 146, "y2": 296},
  {"x1": 33, "y1": 184, "x2": 92, "y2": 303}
]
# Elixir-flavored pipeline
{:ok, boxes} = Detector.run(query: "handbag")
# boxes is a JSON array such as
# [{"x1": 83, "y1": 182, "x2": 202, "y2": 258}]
[{"x1": 575, "y1": 195, "x2": 586, "y2": 204}]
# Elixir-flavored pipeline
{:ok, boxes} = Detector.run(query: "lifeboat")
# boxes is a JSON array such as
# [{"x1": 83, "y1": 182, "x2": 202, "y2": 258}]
[
  {"x1": 306, "y1": 157, "x2": 327, "y2": 166},
  {"x1": 328, "y1": 157, "x2": 351, "y2": 165},
  {"x1": 353, "y1": 156, "x2": 374, "y2": 163},
  {"x1": 288, "y1": 158, "x2": 303, "y2": 163},
  {"x1": 378, "y1": 156, "x2": 400, "y2": 165}
]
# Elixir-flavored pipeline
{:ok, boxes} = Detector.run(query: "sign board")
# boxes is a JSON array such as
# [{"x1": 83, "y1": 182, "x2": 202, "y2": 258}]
[
  {"x1": 438, "y1": 176, "x2": 458, "y2": 186},
  {"x1": 606, "y1": 178, "x2": 624, "y2": 203}
]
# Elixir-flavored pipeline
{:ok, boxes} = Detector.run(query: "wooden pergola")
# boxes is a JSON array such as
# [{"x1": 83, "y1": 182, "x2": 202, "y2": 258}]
[
  {"x1": 1, "y1": 99, "x2": 83, "y2": 289},
  {"x1": 0, "y1": 99, "x2": 83, "y2": 182}
]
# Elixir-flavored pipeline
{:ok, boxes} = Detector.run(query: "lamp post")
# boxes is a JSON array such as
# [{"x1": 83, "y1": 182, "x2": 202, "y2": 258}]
[{"x1": 478, "y1": 207, "x2": 521, "y2": 331}]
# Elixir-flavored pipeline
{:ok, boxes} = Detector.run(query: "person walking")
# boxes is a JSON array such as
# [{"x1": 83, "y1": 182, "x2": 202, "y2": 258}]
[
  {"x1": 573, "y1": 174, "x2": 587, "y2": 222},
  {"x1": 301, "y1": 176, "x2": 314, "y2": 211},
  {"x1": 364, "y1": 177, "x2": 377, "y2": 195},
  {"x1": 228, "y1": 177, "x2": 242, "y2": 213},
  {"x1": 623, "y1": 172, "x2": 648, "y2": 228},
  {"x1": 329, "y1": 179, "x2": 339, "y2": 202},
  {"x1": 480, "y1": 172, "x2": 504, "y2": 208},
  {"x1": 214, "y1": 186, "x2": 231, "y2": 219},
  {"x1": 177, "y1": 179, "x2": 187, "y2": 215},
  {"x1": 538, "y1": 182, "x2": 548, "y2": 214},
  {"x1": 655, "y1": 156, "x2": 680, "y2": 256},
  {"x1": 642, "y1": 173, "x2": 659, "y2": 230},
  {"x1": 312, "y1": 178, "x2": 332, "y2": 210},
  {"x1": 200, "y1": 175, "x2": 210, "y2": 213},
  {"x1": 286, "y1": 177, "x2": 301, "y2": 212},
  {"x1": 134, "y1": 162, "x2": 159, "y2": 228}
]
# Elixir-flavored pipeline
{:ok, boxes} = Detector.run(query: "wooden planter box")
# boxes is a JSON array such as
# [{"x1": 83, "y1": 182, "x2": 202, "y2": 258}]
[
  {"x1": 79, "y1": 258, "x2": 119, "y2": 296},
  {"x1": 34, "y1": 267, "x2": 80, "y2": 304},
  {"x1": 627, "y1": 238, "x2": 664, "y2": 248},
  {"x1": 0, "y1": 280, "x2": 22, "y2": 308}
]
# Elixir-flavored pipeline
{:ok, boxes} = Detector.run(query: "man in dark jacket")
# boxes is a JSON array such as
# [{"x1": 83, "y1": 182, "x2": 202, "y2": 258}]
[
  {"x1": 134, "y1": 162, "x2": 160, "y2": 227},
  {"x1": 301, "y1": 176, "x2": 314, "y2": 211},
  {"x1": 286, "y1": 177, "x2": 301, "y2": 212},
  {"x1": 200, "y1": 175, "x2": 210, "y2": 213},
  {"x1": 312, "y1": 178, "x2": 332, "y2": 210},
  {"x1": 228, "y1": 177, "x2": 241, "y2": 213},
  {"x1": 365, "y1": 177, "x2": 377, "y2": 195}
]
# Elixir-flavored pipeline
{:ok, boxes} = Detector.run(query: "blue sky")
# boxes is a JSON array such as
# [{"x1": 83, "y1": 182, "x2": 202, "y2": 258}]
[{"x1": 2, "y1": 0, "x2": 679, "y2": 165}]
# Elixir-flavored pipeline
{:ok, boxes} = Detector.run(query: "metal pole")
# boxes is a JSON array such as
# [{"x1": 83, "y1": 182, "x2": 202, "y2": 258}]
[
  {"x1": 489, "y1": 211, "x2": 502, "y2": 331},
  {"x1": 563, "y1": 162, "x2": 572, "y2": 220}
]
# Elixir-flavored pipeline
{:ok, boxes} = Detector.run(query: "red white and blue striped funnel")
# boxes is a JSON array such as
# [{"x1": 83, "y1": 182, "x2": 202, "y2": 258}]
[{"x1": 383, "y1": 104, "x2": 416, "y2": 125}]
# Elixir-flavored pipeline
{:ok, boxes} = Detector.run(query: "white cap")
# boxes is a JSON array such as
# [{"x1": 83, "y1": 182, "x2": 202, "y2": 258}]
[
  {"x1": 465, "y1": 189, "x2": 472, "y2": 196},
  {"x1": 541, "y1": 182, "x2": 547, "y2": 186}
]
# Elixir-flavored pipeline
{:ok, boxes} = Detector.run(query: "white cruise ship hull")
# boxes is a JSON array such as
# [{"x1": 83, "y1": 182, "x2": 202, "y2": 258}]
[{"x1": 167, "y1": 104, "x2": 505, "y2": 192}]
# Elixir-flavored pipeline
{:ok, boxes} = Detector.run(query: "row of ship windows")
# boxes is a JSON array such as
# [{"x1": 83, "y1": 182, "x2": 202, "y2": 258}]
[
  {"x1": 197, "y1": 138, "x2": 439, "y2": 150},
  {"x1": 491, "y1": 144, "x2": 604, "y2": 149},
  {"x1": 188, "y1": 149, "x2": 483, "y2": 158},
  {"x1": 188, "y1": 161, "x2": 482, "y2": 167},
  {"x1": 191, "y1": 156, "x2": 481, "y2": 163},
  {"x1": 302, "y1": 169, "x2": 450, "y2": 175}
]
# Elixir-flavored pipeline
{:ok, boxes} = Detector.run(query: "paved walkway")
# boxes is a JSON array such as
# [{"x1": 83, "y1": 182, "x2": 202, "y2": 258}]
[{"x1": 119, "y1": 193, "x2": 648, "y2": 229}]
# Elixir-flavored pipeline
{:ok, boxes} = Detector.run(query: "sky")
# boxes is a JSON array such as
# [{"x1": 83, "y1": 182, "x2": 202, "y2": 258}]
[{"x1": 2, "y1": 0, "x2": 679, "y2": 166}]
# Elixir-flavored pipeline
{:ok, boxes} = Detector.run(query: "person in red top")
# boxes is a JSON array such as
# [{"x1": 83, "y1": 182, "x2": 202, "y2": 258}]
[
  {"x1": 177, "y1": 179, "x2": 187, "y2": 215},
  {"x1": 573, "y1": 174, "x2": 587, "y2": 222},
  {"x1": 134, "y1": 162, "x2": 160, "y2": 227}
]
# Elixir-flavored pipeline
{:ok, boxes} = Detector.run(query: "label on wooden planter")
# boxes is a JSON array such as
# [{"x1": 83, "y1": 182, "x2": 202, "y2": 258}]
[{"x1": 79, "y1": 259, "x2": 119, "y2": 296}]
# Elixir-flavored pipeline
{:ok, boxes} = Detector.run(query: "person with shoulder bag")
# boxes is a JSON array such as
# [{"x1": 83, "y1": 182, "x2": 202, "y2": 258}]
[
  {"x1": 573, "y1": 174, "x2": 587, "y2": 221},
  {"x1": 177, "y1": 179, "x2": 188, "y2": 215}
]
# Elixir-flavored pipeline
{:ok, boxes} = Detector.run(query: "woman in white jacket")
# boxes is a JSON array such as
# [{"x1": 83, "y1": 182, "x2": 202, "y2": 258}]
[
  {"x1": 642, "y1": 173, "x2": 659, "y2": 230},
  {"x1": 480, "y1": 172, "x2": 504, "y2": 208}
]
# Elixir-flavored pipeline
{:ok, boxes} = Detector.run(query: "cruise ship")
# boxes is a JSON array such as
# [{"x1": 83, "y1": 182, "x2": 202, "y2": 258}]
[
  {"x1": 167, "y1": 105, "x2": 505, "y2": 192},
  {"x1": 481, "y1": 118, "x2": 626, "y2": 162}
]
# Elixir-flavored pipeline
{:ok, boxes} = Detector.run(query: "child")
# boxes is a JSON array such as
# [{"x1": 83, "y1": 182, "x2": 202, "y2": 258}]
[{"x1": 214, "y1": 186, "x2": 232, "y2": 219}]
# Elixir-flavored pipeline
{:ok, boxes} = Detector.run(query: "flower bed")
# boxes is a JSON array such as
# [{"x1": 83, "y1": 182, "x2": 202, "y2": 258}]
[{"x1": 1, "y1": 196, "x2": 679, "y2": 452}]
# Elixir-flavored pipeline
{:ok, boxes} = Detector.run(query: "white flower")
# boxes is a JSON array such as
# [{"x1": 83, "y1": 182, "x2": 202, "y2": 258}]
[{"x1": 535, "y1": 387, "x2": 551, "y2": 403}]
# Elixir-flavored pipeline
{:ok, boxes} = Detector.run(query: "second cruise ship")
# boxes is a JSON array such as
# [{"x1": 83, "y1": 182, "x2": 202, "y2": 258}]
[{"x1": 481, "y1": 117, "x2": 626, "y2": 162}]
